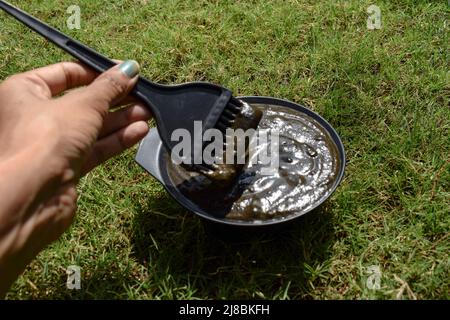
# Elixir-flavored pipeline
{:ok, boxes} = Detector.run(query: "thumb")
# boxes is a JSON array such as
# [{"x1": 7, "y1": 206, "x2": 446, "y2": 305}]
[{"x1": 67, "y1": 60, "x2": 140, "y2": 114}]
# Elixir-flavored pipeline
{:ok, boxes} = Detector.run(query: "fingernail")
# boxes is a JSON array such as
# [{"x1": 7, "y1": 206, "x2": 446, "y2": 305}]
[{"x1": 119, "y1": 60, "x2": 140, "y2": 78}]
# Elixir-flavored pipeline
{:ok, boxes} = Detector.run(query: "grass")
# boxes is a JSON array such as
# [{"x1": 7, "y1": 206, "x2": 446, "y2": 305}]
[{"x1": 0, "y1": 0, "x2": 449, "y2": 299}]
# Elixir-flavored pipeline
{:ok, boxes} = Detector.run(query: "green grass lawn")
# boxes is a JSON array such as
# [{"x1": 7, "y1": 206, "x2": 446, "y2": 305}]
[{"x1": 1, "y1": 0, "x2": 448, "y2": 299}]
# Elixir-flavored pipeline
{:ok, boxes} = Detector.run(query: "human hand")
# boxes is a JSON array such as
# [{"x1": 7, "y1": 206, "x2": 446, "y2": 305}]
[{"x1": 0, "y1": 60, "x2": 151, "y2": 295}]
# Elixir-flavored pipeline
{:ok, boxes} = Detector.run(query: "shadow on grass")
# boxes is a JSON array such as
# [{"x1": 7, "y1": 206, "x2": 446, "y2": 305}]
[
  {"x1": 129, "y1": 192, "x2": 336, "y2": 299},
  {"x1": 35, "y1": 192, "x2": 336, "y2": 299}
]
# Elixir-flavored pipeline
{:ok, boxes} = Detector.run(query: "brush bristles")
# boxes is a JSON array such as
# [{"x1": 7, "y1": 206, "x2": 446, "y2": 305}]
[{"x1": 215, "y1": 97, "x2": 243, "y2": 132}]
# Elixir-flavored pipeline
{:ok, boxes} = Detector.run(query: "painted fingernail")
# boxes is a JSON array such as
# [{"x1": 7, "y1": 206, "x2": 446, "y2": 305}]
[{"x1": 119, "y1": 60, "x2": 140, "y2": 78}]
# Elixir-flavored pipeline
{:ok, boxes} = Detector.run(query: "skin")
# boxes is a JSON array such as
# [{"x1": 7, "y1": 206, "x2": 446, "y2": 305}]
[{"x1": 0, "y1": 61, "x2": 152, "y2": 297}]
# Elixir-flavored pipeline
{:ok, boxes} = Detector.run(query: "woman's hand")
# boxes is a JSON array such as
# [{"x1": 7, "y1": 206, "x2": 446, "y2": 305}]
[{"x1": 0, "y1": 60, "x2": 151, "y2": 296}]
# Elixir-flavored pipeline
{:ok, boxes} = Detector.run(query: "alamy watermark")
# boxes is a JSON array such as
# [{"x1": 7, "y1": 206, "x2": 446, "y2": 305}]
[
  {"x1": 171, "y1": 122, "x2": 280, "y2": 176},
  {"x1": 367, "y1": 5, "x2": 382, "y2": 30},
  {"x1": 66, "y1": 265, "x2": 81, "y2": 290},
  {"x1": 366, "y1": 265, "x2": 382, "y2": 290},
  {"x1": 67, "y1": 5, "x2": 81, "y2": 30}
]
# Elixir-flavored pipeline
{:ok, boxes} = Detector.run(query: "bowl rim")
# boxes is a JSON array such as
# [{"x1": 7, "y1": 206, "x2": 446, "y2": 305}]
[{"x1": 156, "y1": 96, "x2": 346, "y2": 227}]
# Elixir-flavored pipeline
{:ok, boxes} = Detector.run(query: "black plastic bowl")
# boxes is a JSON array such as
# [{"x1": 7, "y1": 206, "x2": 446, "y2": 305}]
[{"x1": 135, "y1": 96, "x2": 346, "y2": 228}]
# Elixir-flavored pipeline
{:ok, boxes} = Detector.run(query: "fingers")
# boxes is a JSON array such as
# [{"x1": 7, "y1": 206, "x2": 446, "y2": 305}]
[
  {"x1": 82, "y1": 121, "x2": 149, "y2": 175},
  {"x1": 118, "y1": 95, "x2": 141, "y2": 107},
  {"x1": 100, "y1": 103, "x2": 152, "y2": 138},
  {"x1": 62, "y1": 60, "x2": 140, "y2": 117},
  {"x1": 22, "y1": 61, "x2": 99, "y2": 97}
]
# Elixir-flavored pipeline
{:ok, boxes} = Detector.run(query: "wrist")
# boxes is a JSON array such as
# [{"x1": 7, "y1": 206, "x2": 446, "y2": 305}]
[{"x1": 0, "y1": 141, "x2": 75, "y2": 297}]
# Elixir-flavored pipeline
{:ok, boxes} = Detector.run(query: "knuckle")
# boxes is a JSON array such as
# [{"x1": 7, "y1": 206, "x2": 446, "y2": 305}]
[
  {"x1": 116, "y1": 131, "x2": 128, "y2": 150},
  {"x1": 60, "y1": 62, "x2": 75, "y2": 89},
  {"x1": 104, "y1": 74, "x2": 128, "y2": 96},
  {"x1": 125, "y1": 105, "x2": 135, "y2": 123}
]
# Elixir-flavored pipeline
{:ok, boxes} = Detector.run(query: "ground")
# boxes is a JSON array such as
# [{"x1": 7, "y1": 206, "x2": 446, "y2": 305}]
[{"x1": 0, "y1": 0, "x2": 448, "y2": 299}]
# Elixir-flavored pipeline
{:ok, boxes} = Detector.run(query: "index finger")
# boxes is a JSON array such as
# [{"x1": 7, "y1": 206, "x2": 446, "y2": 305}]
[{"x1": 23, "y1": 61, "x2": 99, "y2": 97}]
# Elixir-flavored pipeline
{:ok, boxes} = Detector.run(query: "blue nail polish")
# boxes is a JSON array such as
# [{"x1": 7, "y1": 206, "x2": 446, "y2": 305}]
[{"x1": 119, "y1": 60, "x2": 140, "y2": 78}]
